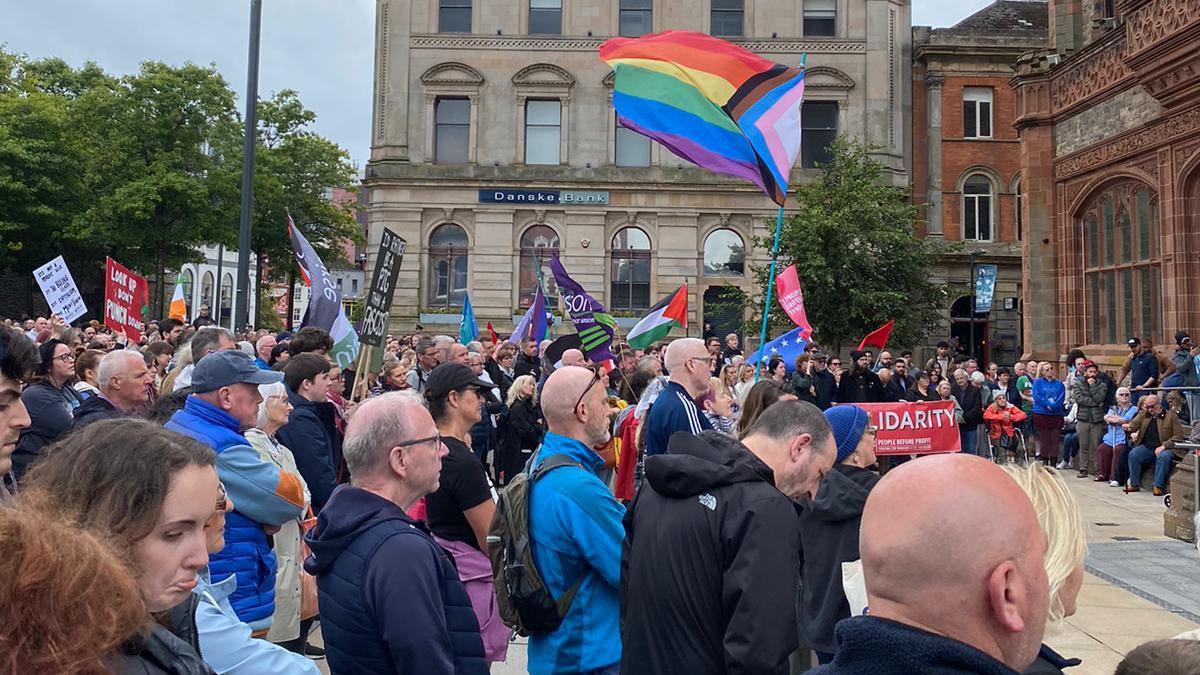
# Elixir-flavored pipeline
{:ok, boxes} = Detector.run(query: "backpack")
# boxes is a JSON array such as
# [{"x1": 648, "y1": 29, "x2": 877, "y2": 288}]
[{"x1": 487, "y1": 452, "x2": 584, "y2": 636}]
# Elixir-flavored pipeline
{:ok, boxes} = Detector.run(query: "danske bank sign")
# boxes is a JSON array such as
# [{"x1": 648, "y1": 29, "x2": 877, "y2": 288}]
[{"x1": 478, "y1": 189, "x2": 609, "y2": 204}]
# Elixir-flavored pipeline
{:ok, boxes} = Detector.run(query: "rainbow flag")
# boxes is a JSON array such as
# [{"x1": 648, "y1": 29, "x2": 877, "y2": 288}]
[{"x1": 600, "y1": 31, "x2": 805, "y2": 206}]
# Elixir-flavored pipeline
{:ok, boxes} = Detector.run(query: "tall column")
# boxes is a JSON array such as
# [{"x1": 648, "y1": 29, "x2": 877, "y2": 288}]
[{"x1": 925, "y1": 74, "x2": 944, "y2": 238}]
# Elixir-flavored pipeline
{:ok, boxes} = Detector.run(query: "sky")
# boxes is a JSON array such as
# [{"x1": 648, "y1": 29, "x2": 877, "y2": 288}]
[{"x1": 3, "y1": 0, "x2": 993, "y2": 170}]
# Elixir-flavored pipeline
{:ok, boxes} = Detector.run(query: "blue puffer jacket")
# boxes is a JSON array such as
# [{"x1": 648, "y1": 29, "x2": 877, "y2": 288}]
[
  {"x1": 167, "y1": 396, "x2": 306, "y2": 630},
  {"x1": 304, "y1": 485, "x2": 487, "y2": 675}
]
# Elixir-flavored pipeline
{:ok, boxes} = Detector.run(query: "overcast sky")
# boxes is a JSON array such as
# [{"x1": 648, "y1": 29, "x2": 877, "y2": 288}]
[{"x1": 3, "y1": 0, "x2": 992, "y2": 169}]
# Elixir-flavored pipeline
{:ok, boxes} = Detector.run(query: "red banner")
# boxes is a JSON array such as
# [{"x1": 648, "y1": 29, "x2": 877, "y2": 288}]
[
  {"x1": 104, "y1": 257, "x2": 149, "y2": 342},
  {"x1": 846, "y1": 400, "x2": 961, "y2": 455},
  {"x1": 774, "y1": 264, "x2": 814, "y2": 340}
]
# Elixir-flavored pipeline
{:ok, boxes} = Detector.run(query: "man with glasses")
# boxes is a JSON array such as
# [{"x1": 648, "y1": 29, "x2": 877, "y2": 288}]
[
  {"x1": 1123, "y1": 394, "x2": 1189, "y2": 495},
  {"x1": 407, "y1": 337, "x2": 441, "y2": 394},
  {"x1": 644, "y1": 338, "x2": 715, "y2": 457},
  {"x1": 527, "y1": 366, "x2": 626, "y2": 674},
  {"x1": 306, "y1": 391, "x2": 488, "y2": 675}
]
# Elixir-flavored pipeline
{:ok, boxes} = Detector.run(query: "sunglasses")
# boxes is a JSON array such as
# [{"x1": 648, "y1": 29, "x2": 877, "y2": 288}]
[
  {"x1": 574, "y1": 371, "x2": 602, "y2": 414},
  {"x1": 830, "y1": 362, "x2": 841, "y2": 367}
]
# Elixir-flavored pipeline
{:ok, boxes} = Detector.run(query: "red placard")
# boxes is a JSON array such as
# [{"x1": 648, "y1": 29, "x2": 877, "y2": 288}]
[
  {"x1": 104, "y1": 257, "x2": 149, "y2": 342},
  {"x1": 845, "y1": 400, "x2": 962, "y2": 456},
  {"x1": 774, "y1": 264, "x2": 814, "y2": 340}
]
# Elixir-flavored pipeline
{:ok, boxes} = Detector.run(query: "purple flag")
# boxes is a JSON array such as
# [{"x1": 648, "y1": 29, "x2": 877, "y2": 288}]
[
  {"x1": 507, "y1": 286, "x2": 549, "y2": 345},
  {"x1": 548, "y1": 256, "x2": 616, "y2": 364}
]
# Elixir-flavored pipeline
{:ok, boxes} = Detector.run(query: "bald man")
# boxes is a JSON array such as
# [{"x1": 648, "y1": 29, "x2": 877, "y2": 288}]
[
  {"x1": 643, "y1": 338, "x2": 714, "y2": 456},
  {"x1": 560, "y1": 348, "x2": 586, "y2": 368},
  {"x1": 526, "y1": 366, "x2": 625, "y2": 675},
  {"x1": 811, "y1": 454, "x2": 1050, "y2": 674}
]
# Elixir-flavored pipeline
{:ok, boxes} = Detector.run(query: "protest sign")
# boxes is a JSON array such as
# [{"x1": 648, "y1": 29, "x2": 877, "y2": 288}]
[
  {"x1": 846, "y1": 400, "x2": 961, "y2": 455},
  {"x1": 104, "y1": 257, "x2": 149, "y2": 342},
  {"x1": 33, "y1": 256, "x2": 87, "y2": 324},
  {"x1": 359, "y1": 228, "x2": 406, "y2": 348},
  {"x1": 774, "y1": 264, "x2": 813, "y2": 340}
]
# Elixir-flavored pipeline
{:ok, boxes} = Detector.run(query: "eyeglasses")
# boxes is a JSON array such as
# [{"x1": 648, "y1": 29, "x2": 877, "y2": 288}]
[
  {"x1": 687, "y1": 356, "x2": 717, "y2": 368},
  {"x1": 215, "y1": 482, "x2": 228, "y2": 512},
  {"x1": 574, "y1": 371, "x2": 602, "y2": 414},
  {"x1": 54, "y1": 353, "x2": 76, "y2": 363},
  {"x1": 1118, "y1": 392, "x2": 1131, "y2": 397},
  {"x1": 398, "y1": 432, "x2": 442, "y2": 450}
]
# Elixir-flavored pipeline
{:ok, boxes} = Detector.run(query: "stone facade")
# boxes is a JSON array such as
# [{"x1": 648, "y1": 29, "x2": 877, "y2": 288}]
[
  {"x1": 365, "y1": 0, "x2": 911, "y2": 339},
  {"x1": 1012, "y1": 0, "x2": 1200, "y2": 368},
  {"x1": 912, "y1": 1, "x2": 1047, "y2": 368}
]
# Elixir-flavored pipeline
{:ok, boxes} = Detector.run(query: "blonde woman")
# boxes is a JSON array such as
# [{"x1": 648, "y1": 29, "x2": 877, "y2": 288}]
[
  {"x1": 717, "y1": 364, "x2": 740, "y2": 417},
  {"x1": 734, "y1": 363, "x2": 757, "y2": 405},
  {"x1": 497, "y1": 374, "x2": 541, "y2": 486},
  {"x1": 159, "y1": 340, "x2": 194, "y2": 394},
  {"x1": 999, "y1": 463, "x2": 1087, "y2": 674},
  {"x1": 244, "y1": 381, "x2": 314, "y2": 653}
]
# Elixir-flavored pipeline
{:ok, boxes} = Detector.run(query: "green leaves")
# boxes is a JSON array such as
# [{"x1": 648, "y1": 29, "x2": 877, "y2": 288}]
[{"x1": 752, "y1": 137, "x2": 954, "y2": 351}]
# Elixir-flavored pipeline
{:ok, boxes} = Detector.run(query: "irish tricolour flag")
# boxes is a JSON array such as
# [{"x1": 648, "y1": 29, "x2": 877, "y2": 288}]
[{"x1": 627, "y1": 284, "x2": 687, "y2": 350}]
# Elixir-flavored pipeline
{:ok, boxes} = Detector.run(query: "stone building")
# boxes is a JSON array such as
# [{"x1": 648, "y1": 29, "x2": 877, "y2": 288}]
[
  {"x1": 912, "y1": 0, "x2": 1047, "y2": 368},
  {"x1": 1011, "y1": 0, "x2": 1200, "y2": 367},
  {"x1": 364, "y1": 0, "x2": 911, "y2": 339}
]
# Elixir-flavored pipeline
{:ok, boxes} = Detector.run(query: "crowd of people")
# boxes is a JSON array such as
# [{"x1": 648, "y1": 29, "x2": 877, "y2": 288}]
[{"x1": 1, "y1": 312, "x2": 1199, "y2": 674}]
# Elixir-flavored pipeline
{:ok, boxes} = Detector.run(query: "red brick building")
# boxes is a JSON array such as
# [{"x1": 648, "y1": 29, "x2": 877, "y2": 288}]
[
  {"x1": 913, "y1": 1, "x2": 1047, "y2": 367},
  {"x1": 1012, "y1": 0, "x2": 1200, "y2": 367}
]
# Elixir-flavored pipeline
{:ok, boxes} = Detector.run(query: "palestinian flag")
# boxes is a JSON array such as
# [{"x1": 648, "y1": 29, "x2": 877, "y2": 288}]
[{"x1": 627, "y1": 283, "x2": 687, "y2": 350}]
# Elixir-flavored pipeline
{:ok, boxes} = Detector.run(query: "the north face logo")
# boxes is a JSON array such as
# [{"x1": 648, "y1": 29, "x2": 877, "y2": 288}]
[{"x1": 698, "y1": 493, "x2": 716, "y2": 511}]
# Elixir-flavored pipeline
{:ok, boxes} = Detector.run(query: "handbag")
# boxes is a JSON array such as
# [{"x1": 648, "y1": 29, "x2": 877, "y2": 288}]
[{"x1": 299, "y1": 509, "x2": 320, "y2": 621}]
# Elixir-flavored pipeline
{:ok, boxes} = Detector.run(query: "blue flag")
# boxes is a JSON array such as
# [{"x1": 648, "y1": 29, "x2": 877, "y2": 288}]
[
  {"x1": 459, "y1": 293, "x2": 478, "y2": 344},
  {"x1": 746, "y1": 326, "x2": 810, "y2": 372}
]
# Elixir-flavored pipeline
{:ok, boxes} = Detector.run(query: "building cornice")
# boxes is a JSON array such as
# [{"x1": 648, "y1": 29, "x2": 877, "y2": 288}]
[
  {"x1": 410, "y1": 34, "x2": 866, "y2": 54},
  {"x1": 1053, "y1": 104, "x2": 1200, "y2": 180}
]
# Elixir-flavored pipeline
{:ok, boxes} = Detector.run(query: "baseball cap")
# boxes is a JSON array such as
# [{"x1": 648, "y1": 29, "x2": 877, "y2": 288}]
[
  {"x1": 425, "y1": 363, "x2": 493, "y2": 400},
  {"x1": 192, "y1": 350, "x2": 282, "y2": 393},
  {"x1": 1127, "y1": 337, "x2": 1141, "y2": 348}
]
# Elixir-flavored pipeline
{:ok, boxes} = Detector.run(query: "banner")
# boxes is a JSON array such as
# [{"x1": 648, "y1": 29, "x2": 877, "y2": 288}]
[
  {"x1": 774, "y1": 264, "x2": 813, "y2": 340},
  {"x1": 359, "y1": 228, "x2": 406, "y2": 348},
  {"x1": 288, "y1": 216, "x2": 360, "y2": 368},
  {"x1": 104, "y1": 257, "x2": 149, "y2": 342},
  {"x1": 844, "y1": 400, "x2": 961, "y2": 456},
  {"x1": 548, "y1": 256, "x2": 616, "y2": 364},
  {"x1": 33, "y1": 256, "x2": 87, "y2": 324},
  {"x1": 974, "y1": 263, "x2": 998, "y2": 313}
]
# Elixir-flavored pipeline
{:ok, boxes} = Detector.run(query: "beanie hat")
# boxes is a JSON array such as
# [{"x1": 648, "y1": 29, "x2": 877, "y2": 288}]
[{"x1": 824, "y1": 405, "x2": 871, "y2": 464}]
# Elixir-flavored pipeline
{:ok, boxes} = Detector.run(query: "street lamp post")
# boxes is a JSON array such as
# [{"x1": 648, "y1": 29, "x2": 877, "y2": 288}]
[
  {"x1": 234, "y1": 0, "x2": 262, "y2": 330},
  {"x1": 968, "y1": 248, "x2": 984, "y2": 359}
]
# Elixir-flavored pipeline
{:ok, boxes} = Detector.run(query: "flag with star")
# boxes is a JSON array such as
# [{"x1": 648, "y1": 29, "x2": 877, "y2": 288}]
[{"x1": 745, "y1": 325, "x2": 809, "y2": 372}]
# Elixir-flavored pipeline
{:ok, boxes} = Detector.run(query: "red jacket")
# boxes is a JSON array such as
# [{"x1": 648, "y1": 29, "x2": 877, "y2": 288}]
[{"x1": 984, "y1": 402, "x2": 1027, "y2": 439}]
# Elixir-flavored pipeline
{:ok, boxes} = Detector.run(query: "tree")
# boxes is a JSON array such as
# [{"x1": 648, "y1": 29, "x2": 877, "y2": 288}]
[{"x1": 751, "y1": 137, "x2": 954, "y2": 353}]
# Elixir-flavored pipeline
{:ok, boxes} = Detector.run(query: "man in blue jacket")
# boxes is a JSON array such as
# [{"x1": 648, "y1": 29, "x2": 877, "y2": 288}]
[
  {"x1": 528, "y1": 366, "x2": 627, "y2": 674},
  {"x1": 644, "y1": 338, "x2": 713, "y2": 456},
  {"x1": 305, "y1": 391, "x2": 488, "y2": 675},
  {"x1": 165, "y1": 350, "x2": 307, "y2": 632},
  {"x1": 276, "y1": 353, "x2": 339, "y2": 512}
]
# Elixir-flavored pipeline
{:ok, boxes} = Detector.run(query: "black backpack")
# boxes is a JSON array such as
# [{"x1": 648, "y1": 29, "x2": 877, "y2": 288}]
[{"x1": 487, "y1": 453, "x2": 583, "y2": 636}]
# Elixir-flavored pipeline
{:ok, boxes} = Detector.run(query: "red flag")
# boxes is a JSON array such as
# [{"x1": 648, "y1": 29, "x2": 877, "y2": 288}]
[
  {"x1": 486, "y1": 321, "x2": 499, "y2": 345},
  {"x1": 774, "y1": 264, "x2": 814, "y2": 340},
  {"x1": 857, "y1": 319, "x2": 894, "y2": 352}
]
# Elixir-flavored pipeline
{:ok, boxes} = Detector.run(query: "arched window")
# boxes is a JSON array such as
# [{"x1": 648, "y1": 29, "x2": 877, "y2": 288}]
[
  {"x1": 427, "y1": 223, "x2": 469, "y2": 309},
  {"x1": 200, "y1": 271, "x2": 214, "y2": 310},
  {"x1": 181, "y1": 268, "x2": 195, "y2": 315},
  {"x1": 703, "y1": 228, "x2": 745, "y2": 277},
  {"x1": 1081, "y1": 182, "x2": 1160, "y2": 345},
  {"x1": 220, "y1": 273, "x2": 233, "y2": 328},
  {"x1": 519, "y1": 225, "x2": 559, "y2": 309},
  {"x1": 610, "y1": 227, "x2": 651, "y2": 311},
  {"x1": 962, "y1": 175, "x2": 994, "y2": 241}
]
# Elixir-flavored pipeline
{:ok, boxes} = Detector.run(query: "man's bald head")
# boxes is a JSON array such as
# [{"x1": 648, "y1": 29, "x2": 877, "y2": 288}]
[
  {"x1": 542, "y1": 366, "x2": 610, "y2": 447},
  {"x1": 542, "y1": 366, "x2": 596, "y2": 428},
  {"x1": 860, "y1": 454, "x2": 1049, "y2": 671},
  {"x1": 664, "y1": 338, "x2": 704, "y2": 372},
  {"x1": 561, "y1": 349, "x2": 585, "y2": 367}
]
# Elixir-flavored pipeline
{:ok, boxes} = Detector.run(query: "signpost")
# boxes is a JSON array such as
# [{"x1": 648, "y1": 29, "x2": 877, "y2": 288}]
[{"x1": 32, "y1": 256, "x2": 87, "y2": 324}]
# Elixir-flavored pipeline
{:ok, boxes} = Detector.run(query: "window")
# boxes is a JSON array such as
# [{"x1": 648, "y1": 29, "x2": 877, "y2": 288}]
[
  {"x1": 1015, "y1": 180, "x2": 1023, "y2": 241},
  {"x1": 962, "y1": 175, "x2": 993, "y2": 241},
  {"x1": 201, "y1": 271, "x2": 214, "y2": 308},
  {"x1": 439, "y1": 0, "x2": 471, "y2": 33},
  {"x1": 619, "y1": 0, "x2": 653, "y2": 37},
  {"x1": 220, "y1": 273, "x2": 233, "y2": 327},
  {"x1": 1082, "y1": 182, "x2": 1160, "y2": 344},
  {"x1": 703, "y1": 229, "x2": 745, "y2": 277},
  {"x1": 615, "y1": 120, "x2": 650, "y2": 167},
  {"x1": 963, "y1": 88, "x2": 993, "y2": 139},
  {"x1": 434, "y1": 97, "x2": 470, "y2": 165},
  {"x1": 611, "y1": 227, "x2": 652, "y2": 311},
  {"x1": 427, "y1": 223, "x2": 469, "y2": 309},
  {"x1": 530, "y1": 0, "x2": 561, "y2": 34},
  {"x1": 803, "y1": 0, "x2": 836, "y2": 36},
  {"x1": 801, "y1": 101, "x2": 838, "y2": 168},
  {"x1": 525, "y1": 100, "x2": 561, "y2": 165},
  {"x1": 519, "y1": 225, "x2": 560, "y2": 309},
  {"x1": 181, "y1": 268, "x2": 194, "y2": 314},
  {"x1": 711, "y1": 0, "x2": 743, "y2": 37}
]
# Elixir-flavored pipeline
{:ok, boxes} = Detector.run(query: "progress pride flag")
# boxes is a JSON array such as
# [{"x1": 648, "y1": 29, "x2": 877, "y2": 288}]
[{"x1": 848, "y1": 400, "x2": 961, "y2": 455}]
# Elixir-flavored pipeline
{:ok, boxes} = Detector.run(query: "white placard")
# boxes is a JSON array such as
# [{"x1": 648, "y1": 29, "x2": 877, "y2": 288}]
[{"x1": 33, "y1": 256, "x2": 87, "y2": 324}]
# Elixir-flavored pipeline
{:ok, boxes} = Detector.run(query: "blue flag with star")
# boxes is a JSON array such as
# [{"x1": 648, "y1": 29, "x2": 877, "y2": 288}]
[{"x1": 746, "y1": 326, "x2": 810, "y2": 372}]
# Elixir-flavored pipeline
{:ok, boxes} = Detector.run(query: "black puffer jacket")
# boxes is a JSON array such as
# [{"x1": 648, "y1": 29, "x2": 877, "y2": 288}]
[
  {"x1": 621, "y1": 430, "x2": 800, "y2": 675},
  {"x1": 71, "y1": 394, "x2": 120, "y2": 431},
  {"x1": 111, "y1": 595, "x2": 214, "y2": 674},
  {"x1": 797, "y1": 463, "x2": 881, "y2": 654}
]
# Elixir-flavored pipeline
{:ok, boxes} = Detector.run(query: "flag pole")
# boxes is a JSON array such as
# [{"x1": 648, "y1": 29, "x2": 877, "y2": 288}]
[{"x1": 754, "y1": 205, "x2": 786, "y2": 383}]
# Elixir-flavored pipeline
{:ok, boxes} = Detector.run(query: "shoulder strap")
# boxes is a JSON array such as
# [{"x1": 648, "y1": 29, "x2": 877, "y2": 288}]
[{"x1": 527, "y1": 450, "x2": 586, "y2": 615}]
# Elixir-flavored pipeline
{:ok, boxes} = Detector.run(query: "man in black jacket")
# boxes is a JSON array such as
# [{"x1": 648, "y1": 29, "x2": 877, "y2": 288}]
[
  {"x1": 513, "y1": 338, "x2": 541, "y2": 380},
  {"x1": 837, "y1": 351, "x2": 883, "y2": 404},
  {"x1": 0, "y1": 325, "x2": 37, "y2": 494},
  {"x1": 277, "y1": 353, "x2": 339, "y2": 512},
  {"x1": 72, "y1": 350, "x2": 154, "y2": 430},
  {"x1": 810, "y1": 352, "x2": 837, "y2": 410},
  {"x1": 621, "y1": 400, "x2": 836, "y2": 675}
]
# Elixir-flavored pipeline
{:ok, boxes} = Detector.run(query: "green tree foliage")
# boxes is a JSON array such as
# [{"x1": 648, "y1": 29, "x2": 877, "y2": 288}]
[{"x1": 751, "y1": 137, "x2": 953, "y2": 353}]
